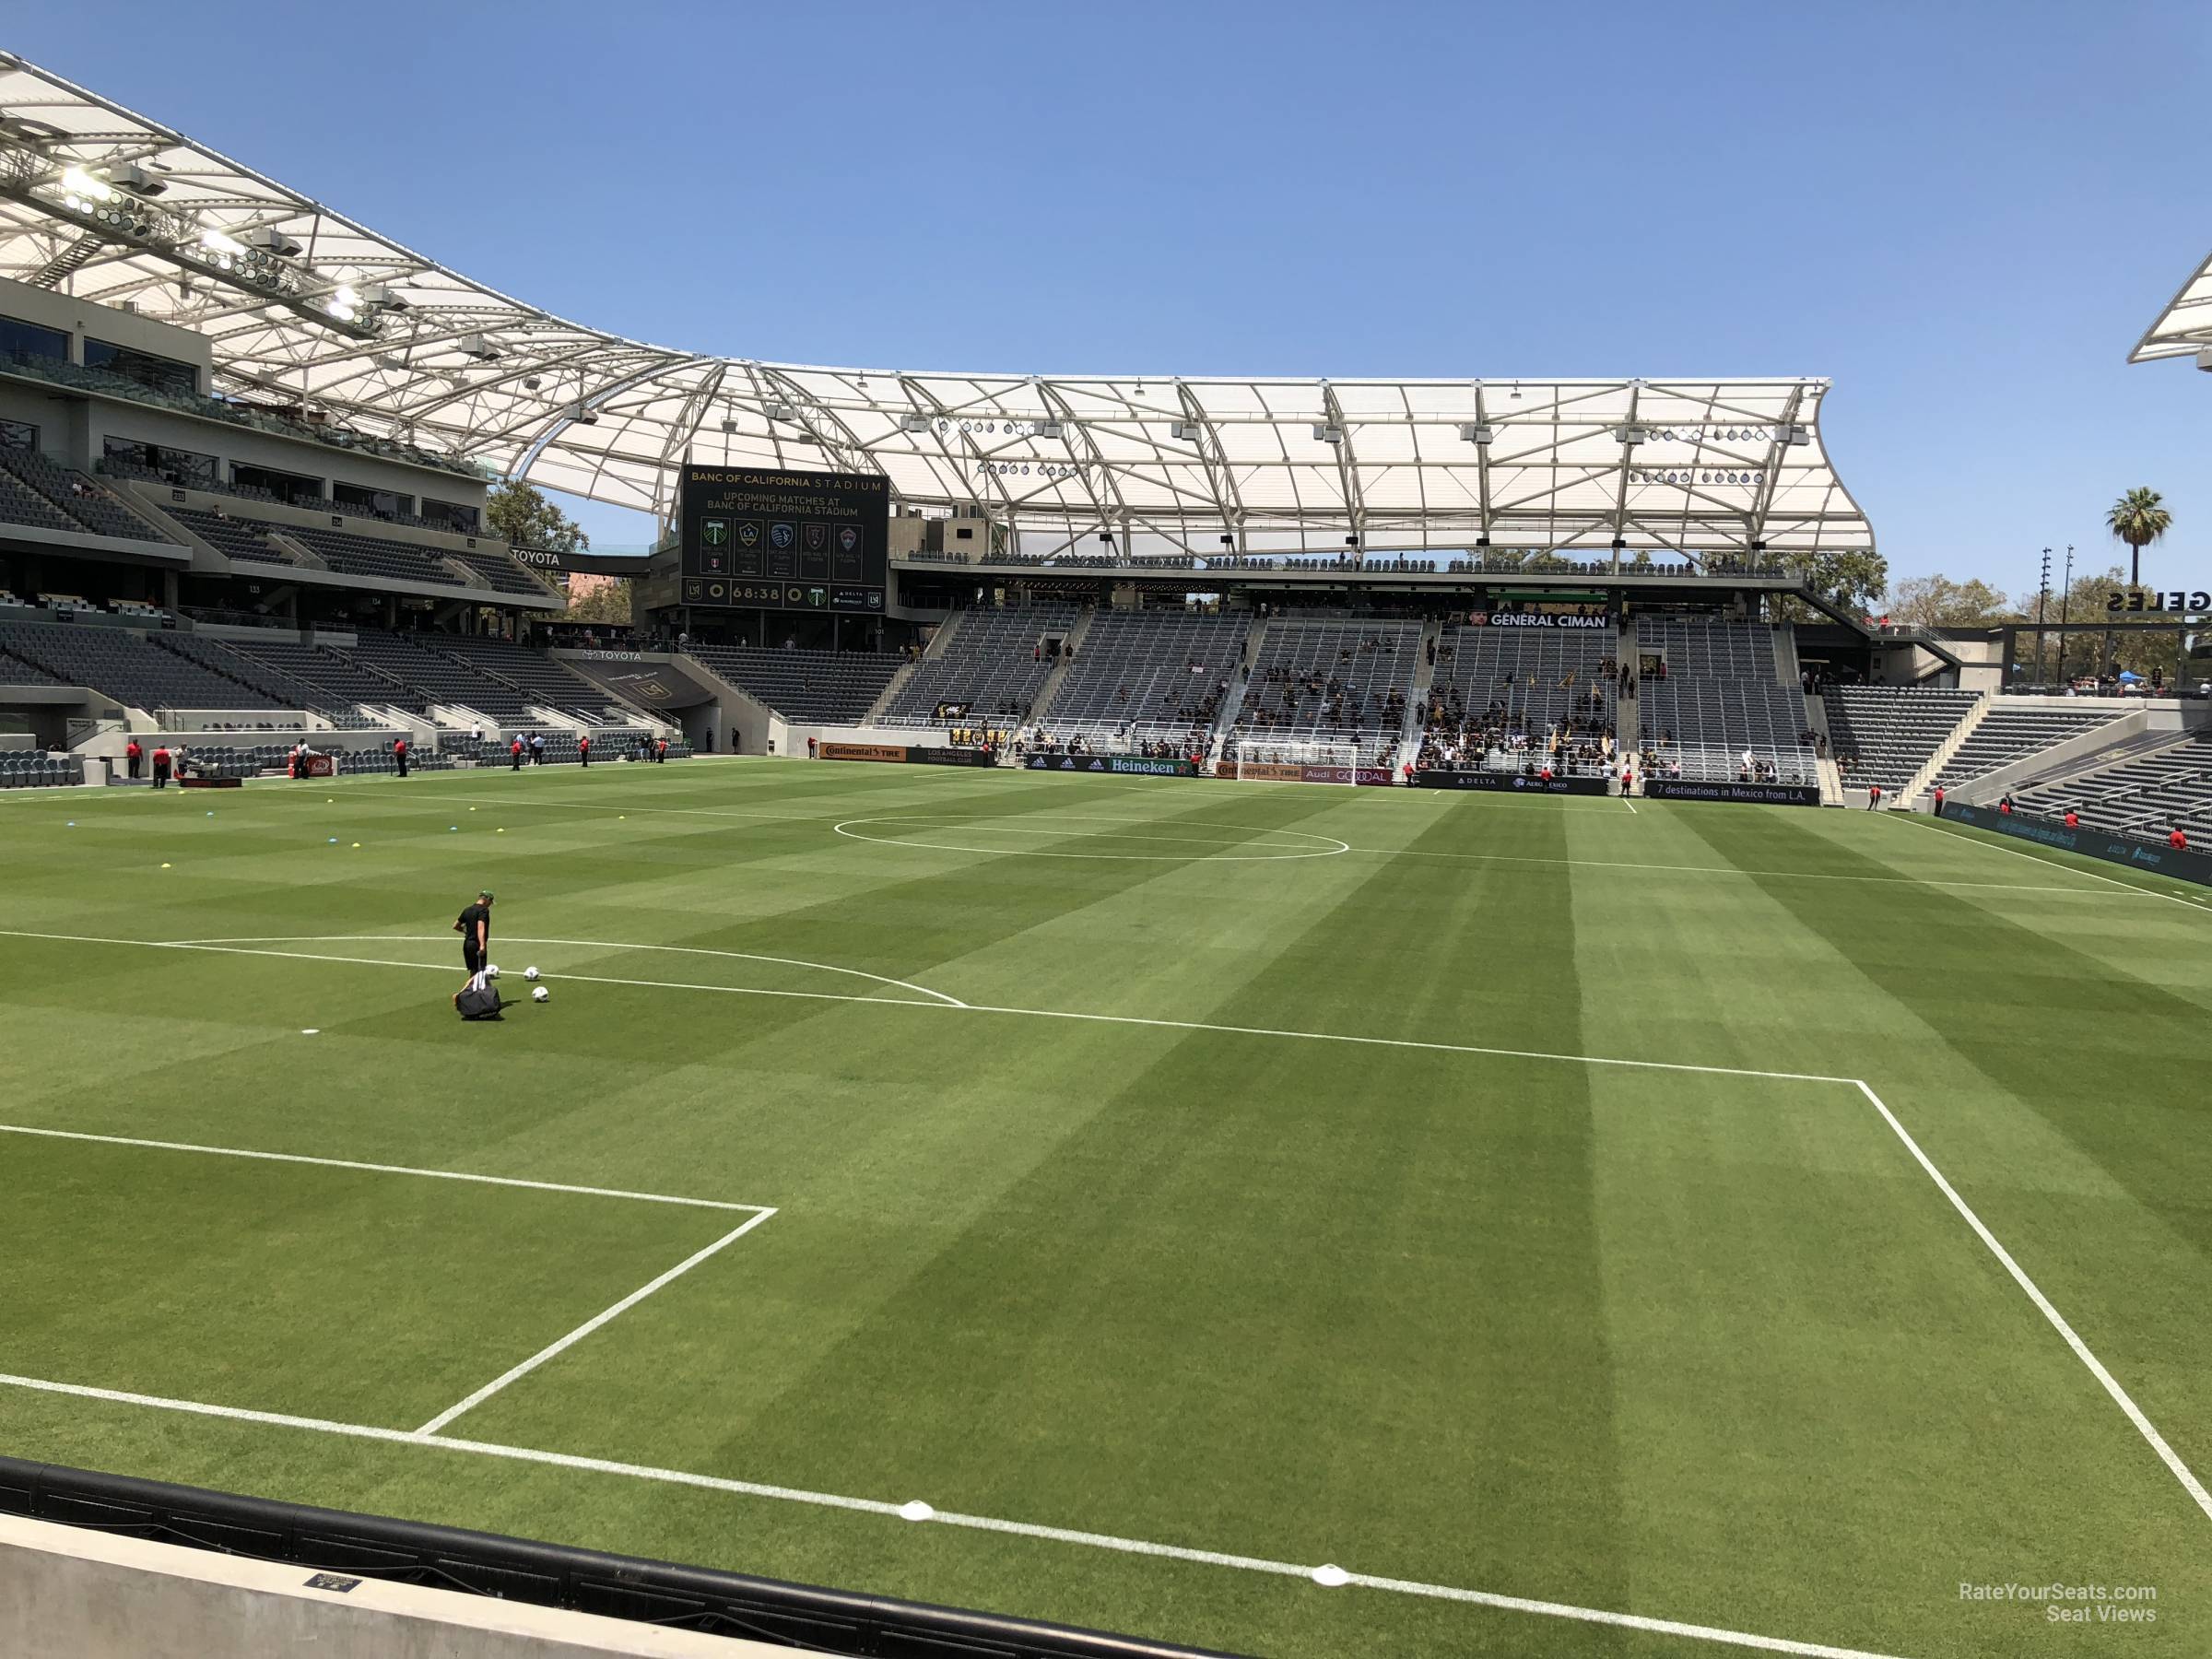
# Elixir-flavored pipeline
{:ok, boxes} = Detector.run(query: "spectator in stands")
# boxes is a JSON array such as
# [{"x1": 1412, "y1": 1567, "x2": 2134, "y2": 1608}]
[
  {"x1": 1998, "y1": 793, "x2": 2015, "y2": 816},
  {"x1": 2171, "y1": 828, "x2": 2189, "y2": 852},
  {"x1": 124, "y1": 736, "x2": 142, "y2": 780}
]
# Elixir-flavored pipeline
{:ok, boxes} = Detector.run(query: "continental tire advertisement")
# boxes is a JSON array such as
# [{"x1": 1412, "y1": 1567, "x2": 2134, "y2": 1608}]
[
  {"x1": 1939, "y1": 803, "x2": 2212, "y2": 888},
  {"x1": 820, "y1": 742, "x2": 908, "y2": 764}
]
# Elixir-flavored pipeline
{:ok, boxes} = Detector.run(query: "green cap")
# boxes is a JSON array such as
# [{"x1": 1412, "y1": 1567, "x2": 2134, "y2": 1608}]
[{"x1": 478, "y1": 889, "x2": 495, "y2": 901}]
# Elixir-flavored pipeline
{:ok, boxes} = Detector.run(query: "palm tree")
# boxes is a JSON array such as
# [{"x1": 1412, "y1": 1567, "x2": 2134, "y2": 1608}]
[{"x1": 2106, "y1": 488, "x2": 2172, "y2": 588}]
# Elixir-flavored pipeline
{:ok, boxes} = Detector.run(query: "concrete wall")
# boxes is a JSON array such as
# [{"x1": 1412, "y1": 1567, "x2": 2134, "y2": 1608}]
[
  {"x1": 0, "y1": 274, "x2": 214, "y2": 387},
  {"x1": 0, "y1": 1512, "x2": 782, "y2": 1659}
]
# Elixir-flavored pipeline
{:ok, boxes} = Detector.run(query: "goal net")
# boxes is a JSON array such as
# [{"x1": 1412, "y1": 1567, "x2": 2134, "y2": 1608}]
[{"x1": 1231, "y1": 738, "x2": 1361, "y2": 784}]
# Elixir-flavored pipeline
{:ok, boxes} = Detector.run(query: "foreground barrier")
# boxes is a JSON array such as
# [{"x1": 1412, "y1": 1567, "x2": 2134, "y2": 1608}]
[
  {"x1": 0, "y1": 1456, "x2": 1232, "y2": 1659},
  {"x1": 1934, "y1": 802, "x2": 2212, "y2": 888}
]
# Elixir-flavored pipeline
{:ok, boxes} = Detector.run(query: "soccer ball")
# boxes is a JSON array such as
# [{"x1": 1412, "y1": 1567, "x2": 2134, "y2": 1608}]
[
  {"x1": 523, "y1": 966, "x2": 540, "y2": 982},
  {"x1": 531, "y1": 984, "x2": 550, "y2": 1003},
  {"x1": 484, "y1": 964, "x2": 500, "y2": 979}
]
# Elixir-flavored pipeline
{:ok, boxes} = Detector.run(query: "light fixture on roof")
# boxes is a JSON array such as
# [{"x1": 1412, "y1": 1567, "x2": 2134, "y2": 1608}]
[
  {"x1": 358, "y1": 283, "x2": 406, "y2": 311},
  {"x1": 1457, "y1": 423, "x2": 1495, "y2": 445},
  {"x1": 1779, "y1": 423, "x2": 1809, "y2": 445},
  {"x1": 1312, "y1": 425, "x2": 1344, "y2": 444},
  {"x1": 568, "y1": 403, "x2": 599, "y2": 426},
  {"x1": 372, "y1": 353, "x2": 406, "y2": 371},
  {"x1": 1615, "y1": 425, "x2": 1652, "y2": 445},
  {"x1": 2198, "y1": 347, "x2": 2212, "y2": 372},
  {"x1": 900, "y1": 413, "x2": 929, "y2": 433},
  {"x1": 720, "y1": 418, "x2": 738, "y2": 433},
  {"x1": 523, "y1": 375, "x2": 543, "y2": 391},
  {"x1": 765, "y1": 403, "x2": 797, "y2": 422},
  {"x1": 1171, "y1": 420, "x2": 1203, "y2": 441},
  {"x1": 1037, "y1": 418, "x2": 1064, "y2": 440},
  {"x1": 59, "y1": 166, "x2": 114, "y2": 206},
  {"x1": 458, "y1": 334, "x2": 500, "y2": 362},
  {"x1": 104, "y1": 161, "x2": 166, "y2": 199},
  {"x1": 241, "y1": 226, "x2": 302, "y2": 258}
]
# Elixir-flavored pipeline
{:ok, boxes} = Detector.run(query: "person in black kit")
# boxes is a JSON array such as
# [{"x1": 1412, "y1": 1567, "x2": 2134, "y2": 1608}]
[{"x1": 454, "y1": 889, "x2": 493, "y2": 986}]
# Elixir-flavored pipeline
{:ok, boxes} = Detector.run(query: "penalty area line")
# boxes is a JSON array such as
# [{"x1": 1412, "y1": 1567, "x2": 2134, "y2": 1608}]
[{"x1": 0, "y1": 1370, "x2": 1909, "y2": 1659}]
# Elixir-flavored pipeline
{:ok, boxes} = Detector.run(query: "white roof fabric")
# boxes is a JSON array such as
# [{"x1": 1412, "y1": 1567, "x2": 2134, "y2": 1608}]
[
  {"x1": 2131, "y1": 247, "x2": 2212, "y2": 363},
  {"x1": 0, "y1": 53, "x2": 1873, "y2": 556}
]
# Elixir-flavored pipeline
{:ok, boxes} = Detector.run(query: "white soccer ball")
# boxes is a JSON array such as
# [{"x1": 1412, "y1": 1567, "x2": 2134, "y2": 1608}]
[
  {"x1": 484, "y1": 964, "x2": 500, "y2": 979},
  {"x1": 531, "y1": 984, "x2": 549, "y2": 1003},
  {"x1": 523, "y1": 966, "x2": 540, "y2": 982}
]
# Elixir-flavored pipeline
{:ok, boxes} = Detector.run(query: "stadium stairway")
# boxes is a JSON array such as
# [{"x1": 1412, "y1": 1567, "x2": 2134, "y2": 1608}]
[
  {"x1": 1021, "y1": 608, "x2": 1098, "y2": 726},
  {"x1": 865, "y1": 610, "x2": 963, "y2": 725},
  {"x1": 1205, "y1": 617, "x2": 1265, "y2": 768},
  {"x1": 1897, "y1": 693, "x2": 1990, "y2": 806},
  {"x1": 1937, "y1": 700, "x2": 2147, "y2": 806},
  {"x1": 1615, "y1": 617, "x2": 1641, "y2": 781},
  {"x1": 1395, "y1": 618, "x2": 1442, "y2": 774}
]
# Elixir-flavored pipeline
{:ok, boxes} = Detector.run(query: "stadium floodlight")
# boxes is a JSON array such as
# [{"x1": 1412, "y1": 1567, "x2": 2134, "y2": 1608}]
[
  {"x1": 457, "y1": 334, "x2": 500, "y2": 362},
  {"x1": 1457, "y1": 423, "x2": 1495, "y2": 445},
  {"x1": 900, "y1": 413, "x2": 930, "y2": 432},
  {"x1": 242, "y1": 226, "x2": 302, "y2": 258},
  {"x1": 59, "y1": 166, "x2": 115, "y2": 205},
  {"x1": 199, "y1": 227, "x2": 245, "y2": 256},
  {"x1": 1312, "y1": 424, "x2": 1344, "y2": 444}
]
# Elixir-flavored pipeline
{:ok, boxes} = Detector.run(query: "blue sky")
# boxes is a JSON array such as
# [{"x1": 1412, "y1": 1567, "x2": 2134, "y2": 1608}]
[{"x1": 15, "y1": 1, "x2": 2210, "y2": 594}]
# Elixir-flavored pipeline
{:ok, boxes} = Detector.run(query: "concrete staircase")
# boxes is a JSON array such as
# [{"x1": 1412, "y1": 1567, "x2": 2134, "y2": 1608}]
[
  {"x1": 1616, "y1": 616, "x2": 1641, "y2": 763},
  {"x1": 1395, "y1": 618, "x2": 1442, "y2": 772},
  {"x1": 1898, "y1": 691, "x2": 1991, "y2": 808},
  {"x1": 863, "y1": 613, "x2": 969, "y2": 724},
  {"x1": 1207, "y1": 616, "x2": 1267, "y2": 767},
  {"x1": 1022, "y1": 608, "x2": 1099, "y2": 726}
]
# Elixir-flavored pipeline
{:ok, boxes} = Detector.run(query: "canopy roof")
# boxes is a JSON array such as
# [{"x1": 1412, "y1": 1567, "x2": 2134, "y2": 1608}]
[
  {"x1": 2130, "y1": 247, "x2": 2212, "y2": 363},
  {"x1": 0, "y1": 53, "x2": 1873, "y2": 556}
]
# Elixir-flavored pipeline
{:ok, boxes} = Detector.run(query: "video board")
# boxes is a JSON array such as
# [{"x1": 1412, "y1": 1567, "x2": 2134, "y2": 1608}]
[{"x1": 678, "y1": 464, "x2": 888, "y2": 614}]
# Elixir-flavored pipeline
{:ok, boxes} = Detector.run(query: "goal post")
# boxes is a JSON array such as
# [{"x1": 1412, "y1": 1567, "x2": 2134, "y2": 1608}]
[{"x1": 1230, "y1": 738, "x2": 1361, "y2": 784}]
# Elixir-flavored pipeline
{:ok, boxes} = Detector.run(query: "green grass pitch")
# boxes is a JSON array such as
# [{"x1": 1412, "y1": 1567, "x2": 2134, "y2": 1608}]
[{"x1": 2, "y1": 757, "x2": 2207, "y2": 1658}]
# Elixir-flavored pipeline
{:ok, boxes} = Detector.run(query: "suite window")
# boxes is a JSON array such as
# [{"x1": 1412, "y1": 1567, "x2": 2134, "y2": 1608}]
[
  {"x1": 335, "y1": 482, "x2": 411, "y2": 518},
  {"x1": 82, "y1": 337, "x2": 199, "y2": 398},
  {"x1": 420, "y1": 497, "x2": 480, "y2": 534},
  {"x1": 0, "y1": 418, "x2": 36, "y2": 453},
  {"x1": 232, "y1": 462, "x2": 324, "y2": 505},
  {"x1": 0, "y1": 314, "x2": 69, "y2": 366},
  {"x1": 104, "y1": 436, "x2": 218, "y2": 485}
]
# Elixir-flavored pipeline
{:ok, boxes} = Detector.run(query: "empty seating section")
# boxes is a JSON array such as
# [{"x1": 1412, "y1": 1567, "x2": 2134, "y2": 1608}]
[
  {"x1": 286, "y1": 524, "x2": 470, "y2": 587},
  {"x1": 433, "y1": 636, "x2": 615, "y2": 720},
  {"x1": 1041, "y1": 612, "x2": 1246, "y2": 747},
  {"x1": 1936, "y1": 705, "x2": 2128, "y2": 793},
  {"x1": 1820, "y1": 688, "x2": 1980, "y2": 791},
  {"x1": 451, "y1": 552, "x2": 551, "y2": 597},
  {"x1": 0, "y1": 646, "x2": 64, "y2": 683},
  {"x1": 1639, "y1": 618, "x2": 1816, "y2": 782},
  {"x1": 339, "y1": 631, "x2": 533, "y2": 720},
  {"x1": 0, "y1": 618, "x2": 275, "y2": 712},
  {"x1": 0, "y1": 749, "x2": 78, "y2": 788},
  {"x1": 2015, "y1": 736, "x2": 2212, "y2": 841},
  {"x1": 0, "y1": 449, "x2": 173, "y2": 542},
  {"x1": 1235, "y1": 619, "x2": 1420, "y2": 756},
  {"x1": 878, "y1": 607, "x2": 1079, "y2": 727},
  {"x1": 686, "y1": 645, "x2": 903, "y2": 724},
  {"x1": 166, "y1": 507, "x2": 294, "y2": 565},
  {"x1": 149, "y1": 632, "x2": 346, "y2": 713},
  {"x1": 0, "y1": 466, "x2": 85, "y2": 535},
  {"x1": 216, "y1": 635, "x2": 415, "y2": 710}
]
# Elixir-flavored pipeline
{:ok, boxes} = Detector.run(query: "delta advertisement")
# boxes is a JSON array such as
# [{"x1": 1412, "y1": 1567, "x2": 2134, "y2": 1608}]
[
  {"x1": 1641, "y1": 779, "x2": 1821, "y2": 806},
  {"x1": 1415, "y1": 771, "x2": 1609, "y2": 794},
  {"x1": 1939, "y1": 802, "x2": 2212, "y2": 888}
]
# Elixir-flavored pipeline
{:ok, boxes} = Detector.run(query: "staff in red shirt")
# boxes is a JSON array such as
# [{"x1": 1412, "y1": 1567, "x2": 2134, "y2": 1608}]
[
  {"x1": 1931, "y1": 784, "x2": 1945, "y2": 818},
  {"x1": 2063, "y1": 809, "x2": 2078, "y2": 829},
  {"x1": 510, "y1": 736, "x2": 524, "y2": 772},
  {"x1": 124, "y1": 737, "x2": 143, "y2": 780},
  {"x1": 2171, "y1": 829, "x2": 2189, "y2": 852},
  {"x1": 149, "y1": 744, "x2": 171, "y2": 790},
  {"x1": 1867, "y1": 782, "x2": 1882, "y2": 810},
  {"x1": 393, "y1": 736, "x2": 409, "y2": 779},
  {"x1": 578, "y1": 734, "x2": 591, "y2": 769}
]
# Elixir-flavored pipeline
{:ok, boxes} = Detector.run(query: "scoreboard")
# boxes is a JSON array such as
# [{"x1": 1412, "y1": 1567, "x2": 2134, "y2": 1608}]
[{"x1": 678, "y1": 464, "x2": 888, "y2": 614}]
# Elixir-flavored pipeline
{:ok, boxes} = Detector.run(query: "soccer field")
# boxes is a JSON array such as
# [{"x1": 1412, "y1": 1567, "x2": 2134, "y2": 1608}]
[{"x1": 2, "y1": 758, "x2": 2207, "y2": 1658}]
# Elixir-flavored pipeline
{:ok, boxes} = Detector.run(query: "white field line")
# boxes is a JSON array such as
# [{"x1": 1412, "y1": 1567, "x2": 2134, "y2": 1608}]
[
  {"x1": 834, "y1": 818, "x2": 1351, "y2": 862},
  {"x1": 1334, "y1": 844, "x2": 2129, "y2": 898},
  {"x1": 0, "y1": 928, "x2": 1853, "y2": 1087},
  {"x1": 0, "y1": 1122, "x2": 767, "y2": 1213},
  {"x1": 1887, "y1": 811, "x2": 2207, "y2": 913},
  {"x1": 413, "y1": 1207, "x2": 775, "y2": 1438},
  {"x1": 0, "y1": 1370, "x2": 1907, "y2": 1659},
  {"x1": 1623, "y1": 794, "x2": 1638, "y2": 815},
  {"x1": 1854, "y1": 1080, "x2": 2212, "y2": 1524}
]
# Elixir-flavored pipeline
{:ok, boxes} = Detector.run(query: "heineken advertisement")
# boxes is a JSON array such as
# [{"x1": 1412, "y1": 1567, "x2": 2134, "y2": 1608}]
[
  {"x1": 1024, "y1": 754, "x2": 1199, "y2": 777},
  {"x1": 677, "y1": 464, "x2": 888, "y2": 613}
]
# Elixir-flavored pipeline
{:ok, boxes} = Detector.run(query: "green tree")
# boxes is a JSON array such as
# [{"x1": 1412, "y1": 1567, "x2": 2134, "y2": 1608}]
[
  {"x1": 1775, "y1": 547, "x2": 1888, "y2": 621},
  {"x1": 486, "y1": 477, "x2": 590, "y2": 555},
  {"x1": 563, "y1": 578, "x2": 631, "y2": 627},
  {"x1": 1888, "y1": 573, "x2": 2018, "y2": 629},
  {"x1": 2105, "y1": 487, "x2": 2171, "y2": 588}
]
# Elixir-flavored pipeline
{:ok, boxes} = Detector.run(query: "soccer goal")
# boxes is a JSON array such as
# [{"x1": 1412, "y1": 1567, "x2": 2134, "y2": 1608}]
[{"x1": 1232, "y1": 738, "x2": 1361, "y2": 784}]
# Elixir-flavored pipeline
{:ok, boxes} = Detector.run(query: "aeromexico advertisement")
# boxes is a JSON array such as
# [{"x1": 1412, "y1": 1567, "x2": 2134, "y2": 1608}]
[{"x1": 1642, "y1": 779, "x2": 1821, "y2": 806}]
